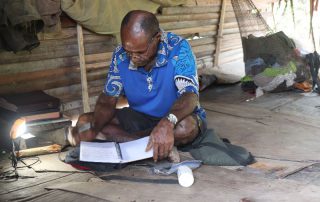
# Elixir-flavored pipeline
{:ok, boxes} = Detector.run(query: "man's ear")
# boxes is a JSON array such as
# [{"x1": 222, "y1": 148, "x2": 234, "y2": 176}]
[{"x1": 155, "y1": 32, "x2": 162, "y2": 41}]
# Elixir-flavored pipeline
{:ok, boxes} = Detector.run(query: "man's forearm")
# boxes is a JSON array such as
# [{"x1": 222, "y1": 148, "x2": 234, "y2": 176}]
[
  {"x1": 92, "y1": 93, "x2": 117, "y2": 134},
  {"x1": 169, "y1": 92, "x2": 198, "y2": 123}
]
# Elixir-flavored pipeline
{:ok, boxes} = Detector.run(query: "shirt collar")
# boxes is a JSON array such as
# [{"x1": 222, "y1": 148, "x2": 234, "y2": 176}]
[{"x1": 128, "y1": 29, "x2": 169, "y2": 71}]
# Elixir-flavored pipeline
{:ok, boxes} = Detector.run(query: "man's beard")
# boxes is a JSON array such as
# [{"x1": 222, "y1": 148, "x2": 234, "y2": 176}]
[{"x1": 132, "y1": 54, "x2": 156, "y2": 68}]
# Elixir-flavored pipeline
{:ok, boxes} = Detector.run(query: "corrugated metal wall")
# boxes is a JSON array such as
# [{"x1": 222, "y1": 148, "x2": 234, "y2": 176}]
[{"x1": 0, "y1": 0, "x2": 271, "y2": 117}]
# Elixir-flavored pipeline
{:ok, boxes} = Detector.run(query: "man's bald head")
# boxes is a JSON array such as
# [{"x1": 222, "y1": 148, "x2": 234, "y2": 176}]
[{"x1": 121, "y1": 10, "x2": 160, "y2": 39}]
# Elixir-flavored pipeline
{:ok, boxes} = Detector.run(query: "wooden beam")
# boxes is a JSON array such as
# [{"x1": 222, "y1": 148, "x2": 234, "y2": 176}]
[
  {"x1": 160, "y1": 19, "x2": 217, "y2": 30},
  {"x1": 61, "y1": 95, "x2": 99, "y2": 112},
  {"x1": 214, "y1": 0, "x2": 227, "y2": 68},
  {"x1": 221, "y1": 43, "x2": 242, "y2": 52},
  {"x1": 222, "y1": 27, "x2": 240, "y2": 35},
  {"x1": 189, "y1": 37, "x2": 215, "y2": 47},
  {"x1": 199, "y1": 31, "x2": 218, "y2": 37},
  {"x1": 0, "y1": 69, "x2": 107, "y2": 94},
  {"x1": 161, "y1": 5, "x2": 233, "y2": 15},
  {"x1": 189, "y1": 0, "x2": 223, "y2": 6},
  {"x1": 58, "y1": 86, "x2": 103, "y2": 103},
  {"x1": 77, "y1": 24, "x2": 90, "y2": 113},
  {"x1": 45, "y1": 79, "x2": 105, "y2": 100},
  {"x1": 195, "y1": 50, "x2": 215, "y2": 59},
  {"x1": 157, "y1": 13, "x2": 220, "y2": 23},
  {"x1": 0, "y1": 52, "x2": 112, "y2": 75},
  {"x1": 0, "y1": 42, "x2": 112, "y2": 65},
  {"x1": 0, "y1": 62, "x2": 108, "y2": 85},
  {"x1": 169, "y1": 25, "x2": 217, "y2": 35},
  {"x1": 192, "y1": 44, "x2": 216, "y2": 55}
]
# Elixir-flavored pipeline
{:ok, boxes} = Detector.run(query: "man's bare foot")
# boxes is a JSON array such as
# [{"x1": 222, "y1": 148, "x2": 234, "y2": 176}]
[
  {"x1": 65, "y1": 126, "x2": 76, "y2": 146},
  {"x1": 168, "y1": 146, "x2": 180, "y2": 163}
]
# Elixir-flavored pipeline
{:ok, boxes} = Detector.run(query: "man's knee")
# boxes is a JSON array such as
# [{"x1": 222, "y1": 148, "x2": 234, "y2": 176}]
[
  {"x1": 174, "y1": 115, "x2": 199, "y2": 145},
  {"x1": 76, "y1": 112, "x2": 93, "y2": 126}
]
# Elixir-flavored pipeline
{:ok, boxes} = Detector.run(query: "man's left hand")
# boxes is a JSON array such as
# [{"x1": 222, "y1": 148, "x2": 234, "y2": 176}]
[{"x1": 146, "y1": 118, "x2": 174, "y2": 162}]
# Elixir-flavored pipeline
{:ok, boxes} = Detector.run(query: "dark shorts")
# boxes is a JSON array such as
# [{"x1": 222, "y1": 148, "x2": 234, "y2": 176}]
[
  {"x1": 116, "y1": 107, "x2": 161, "y2": 134},
  {"x1": 116, "y1": 107, "x2": 207, "y2": 136}
]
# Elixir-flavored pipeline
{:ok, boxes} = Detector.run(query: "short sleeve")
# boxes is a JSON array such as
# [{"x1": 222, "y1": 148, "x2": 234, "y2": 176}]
[
  {"x1": 103, "y1": 49, "x2": 124, "y2": 97},
  {"x1": 173, "y1": 40, "x2": 199, "y2": 97}
]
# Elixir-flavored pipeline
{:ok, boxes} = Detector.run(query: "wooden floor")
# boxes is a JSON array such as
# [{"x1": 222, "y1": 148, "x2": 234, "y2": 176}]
[
  {"x1": 1, "y1": 84, "x2": 320, "y2": 201},
  {"x1": 200, "y1": 84, "x2": 320, "y2": 186}
]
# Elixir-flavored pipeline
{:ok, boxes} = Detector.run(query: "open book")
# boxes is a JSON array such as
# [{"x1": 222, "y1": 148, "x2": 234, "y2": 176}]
[{"x1": 79, "y1": 136, "x2": 153, "y2": 163}]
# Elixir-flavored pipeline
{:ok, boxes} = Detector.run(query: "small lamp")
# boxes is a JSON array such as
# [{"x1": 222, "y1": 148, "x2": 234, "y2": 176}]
[
  {"x1": 8, "y1": 118, "x2": 26, "y2": 177},
  {"x1": 10, "y1": 118, "x2": 26, "y2": 140}
]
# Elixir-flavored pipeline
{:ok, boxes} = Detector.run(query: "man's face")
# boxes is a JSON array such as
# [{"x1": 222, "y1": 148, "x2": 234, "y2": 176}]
[{"x1": 121, "y1": 29, "x2": 159, "y2": 67}]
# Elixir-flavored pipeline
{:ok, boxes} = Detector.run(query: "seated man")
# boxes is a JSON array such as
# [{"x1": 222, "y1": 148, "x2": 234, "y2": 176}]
[{"x1": 70, "y1": 10, "x2": 206, "y2": 162}]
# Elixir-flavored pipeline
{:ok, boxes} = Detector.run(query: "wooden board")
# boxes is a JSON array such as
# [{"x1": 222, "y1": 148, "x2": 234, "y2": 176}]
[
  {"x1": 202, "y1": 102, "x2": 320, "y2": 162},
  {"x1": 161, "y1": 5, "x2": 234, "y2": 15},
  {"x1": 46, "y1": 165, "x2": 320, "y2": 201},
  {"x1": 157, "y1": 13, "x2": 220, "y2": 23},
  {"x1": 161, "y1": 19, "x2": 217, "y2": 30},
  {"x1": 0, "y1": 172, "x2": 94, "y2": 201},
  {"x1": 17, "y1": 190, "x2": 106, "y2": 202}
]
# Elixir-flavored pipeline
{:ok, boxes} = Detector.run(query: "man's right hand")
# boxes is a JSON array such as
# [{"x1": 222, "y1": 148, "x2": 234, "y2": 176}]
[{"x1": 146, "y1": 118, "x2": 175, "y2": 162}]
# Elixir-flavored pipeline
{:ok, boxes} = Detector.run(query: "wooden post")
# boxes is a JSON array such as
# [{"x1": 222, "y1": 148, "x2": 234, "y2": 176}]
[
  {"x1": 77, "y1": 24, "x2": 90, "y2": 113},
  {"x1": 214, "y1": 0, "x2": 227, "y2": 68}
]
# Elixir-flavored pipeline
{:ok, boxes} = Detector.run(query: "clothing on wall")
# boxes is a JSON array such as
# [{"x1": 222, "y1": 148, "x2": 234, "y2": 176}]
[
  {"x1": 0, "y1": 0, "x2": 43, "y2": 52},
  {"x1": 61, "y1": 0, "x2": 160, "y2": 41},
  {"x1": 36, "y1": 0, "x2": 61, "y2": 26},
  {"x1": 36, "y1": 0, "x2": 62, "y2": 32},
  {"x1": 0, "y1": 0, "x2": 62, "y2": 52}
]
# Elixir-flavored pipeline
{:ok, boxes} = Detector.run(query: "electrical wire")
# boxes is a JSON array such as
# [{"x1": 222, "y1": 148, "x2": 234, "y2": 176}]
[
  {"x1": 0, "y1": 140, "x2": 40, "y2": 182},
  {"x1": 4, "y1": 140, "x2": 19, "y2": 181}
]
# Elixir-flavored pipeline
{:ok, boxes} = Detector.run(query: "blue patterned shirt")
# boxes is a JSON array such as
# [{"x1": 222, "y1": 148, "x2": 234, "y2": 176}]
[{"x1": 104, "y1": 30, "x2": 206, "y2": 122}]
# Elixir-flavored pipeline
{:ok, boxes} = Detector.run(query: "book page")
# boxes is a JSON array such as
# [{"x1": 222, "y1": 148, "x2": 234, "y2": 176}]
[
  {"x1": 119, "y1": 136, "x2": 153, "y2": 163},
  {"x1": 80, "y1": 141, "x2": 121, "y2": 163}
]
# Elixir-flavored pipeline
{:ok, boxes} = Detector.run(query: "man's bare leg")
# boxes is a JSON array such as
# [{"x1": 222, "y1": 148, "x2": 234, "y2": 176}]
[
  {"x1": 99, "y1": 124, "x2": 151, "y2": 142},
  {"x1": 168, "y1": 115, "x2": 200, "y2": 162},
  {"x1": 72, "y1": 113, "x2": 200, "y2": 159},
  {"x1": 99, "y1": 115, "x2": 199, "y2": 144},
  {"x1": 101, "y1": 114, "x2": 199, "y2": 163},
  {"x1": 74, "y1": 113, "x2": 199, "y2": 144},
  {"x1": 72, "y1": 112, "x2": 152, "y2": 144},
  {"x1": 174, "y1": 115, "x2": 200, "y2": 146}
]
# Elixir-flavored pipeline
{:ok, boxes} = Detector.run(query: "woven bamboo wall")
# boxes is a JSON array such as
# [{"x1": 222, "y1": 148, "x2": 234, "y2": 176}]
[{"x1": 0, "y1": 0, "x2": 272, "y2": 117}]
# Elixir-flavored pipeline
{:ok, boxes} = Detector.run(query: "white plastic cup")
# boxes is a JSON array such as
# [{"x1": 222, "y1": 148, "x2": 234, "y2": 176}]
[{"x1": 177, "y1": 165, "x2": 194, "y2": 187}]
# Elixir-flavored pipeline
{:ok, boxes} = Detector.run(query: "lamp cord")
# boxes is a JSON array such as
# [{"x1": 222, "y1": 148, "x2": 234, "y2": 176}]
[
  {"x1": 0, "y1": 140, "x2": 40, "y2": 182},
  {"x1": 0, "y1": 141, "x2": 19, "y2": 182}
]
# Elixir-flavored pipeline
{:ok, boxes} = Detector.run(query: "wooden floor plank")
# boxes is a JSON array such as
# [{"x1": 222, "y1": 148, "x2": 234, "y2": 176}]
[
  {"x1": 204, "y1": 106, "x2": 320, "y2": 162},
  {"x1": 1, "y1": 84, "x2": 319, "y2": 201},
  {"x1": 45, "y1": 165, "x2": 320, "y2": 202},
  {"x1": 27, "y1": 190, "x2": 107, "y2": 202},
  {"x1": 0, "y1": 172, "x2": 95, "y2": 201}
]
